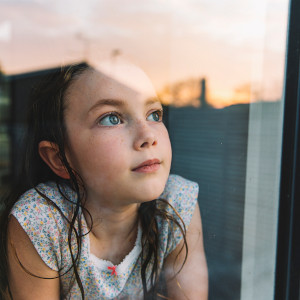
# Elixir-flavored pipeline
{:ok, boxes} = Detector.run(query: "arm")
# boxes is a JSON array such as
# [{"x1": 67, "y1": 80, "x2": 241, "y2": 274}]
[
  {"x1": 7, "y1": 216, "x2": 60, "y2": 300},
  {"x1": 164, "y1": 203, "x2": 208, "y2": 300}
]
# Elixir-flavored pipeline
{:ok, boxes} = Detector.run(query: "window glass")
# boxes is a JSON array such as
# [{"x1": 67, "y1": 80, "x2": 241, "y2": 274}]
[
  {"x1": 0, "y1": 0, "x2": 289, "y2": 298},
  {"x1": 0, "y1": 73, "x2": 10, "y2": 202}
]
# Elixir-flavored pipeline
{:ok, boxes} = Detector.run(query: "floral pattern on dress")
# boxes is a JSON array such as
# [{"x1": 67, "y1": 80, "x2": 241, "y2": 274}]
[{"x1": 11, "y1": 174, "x2": 198, "y2": 299}]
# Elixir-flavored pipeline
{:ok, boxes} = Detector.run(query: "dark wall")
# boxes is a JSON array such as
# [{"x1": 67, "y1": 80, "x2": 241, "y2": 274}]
[
  {"x1": 7, "y1": 63, "x2": 87, "y2": 181},
  {"x1": 168, "y1": 104, "x2": 249, "y2": 300},
  {"x1": 9, "y1": 72, "x2": 50, "y2": 180}
]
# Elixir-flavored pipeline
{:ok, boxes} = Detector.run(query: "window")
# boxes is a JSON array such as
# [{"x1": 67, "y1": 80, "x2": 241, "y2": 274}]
[{"x1": 0, "y1": 0, "x2": 297, "y2": 298}]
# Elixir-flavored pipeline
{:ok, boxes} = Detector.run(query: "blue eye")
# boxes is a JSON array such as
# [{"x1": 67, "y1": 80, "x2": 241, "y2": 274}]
[
  {"x1": 147, "y1": 110, "x2": 162, "y2": 122},
  {"x1": 99, "y1": 113, "x2": 121, "y2": 126}
]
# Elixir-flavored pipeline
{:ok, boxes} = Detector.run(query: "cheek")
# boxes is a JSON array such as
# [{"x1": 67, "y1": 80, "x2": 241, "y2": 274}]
[
  {"x1": 68, "y1": 132, "x2": 128, "y2": 178},
  {"x1": 87, "y1": 134, "x2": 129, "y2": 176},
  {"x1": 159, "y1": 127, "x2": 172, "y2": 160}
]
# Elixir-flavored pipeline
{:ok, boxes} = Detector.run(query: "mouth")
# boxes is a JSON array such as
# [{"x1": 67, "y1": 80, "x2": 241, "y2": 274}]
[{"x1": 132, "y1": 159, "x2": 161, "y2": 173}]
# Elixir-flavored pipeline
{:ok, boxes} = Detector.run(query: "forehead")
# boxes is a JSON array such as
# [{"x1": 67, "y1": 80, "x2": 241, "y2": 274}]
[{"x1": 65, "y1": 63, "x2": 157, "y2": 110}]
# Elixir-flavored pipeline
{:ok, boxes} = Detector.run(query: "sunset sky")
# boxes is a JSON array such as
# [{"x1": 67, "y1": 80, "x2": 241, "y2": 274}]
[{"x1": 0, "y1": 0, "x2": 289, "y2": 107}]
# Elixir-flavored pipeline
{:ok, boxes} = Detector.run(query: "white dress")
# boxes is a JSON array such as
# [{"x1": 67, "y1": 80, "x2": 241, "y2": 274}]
[{"x1": 11, "y1": 174, "x2": 199, "y2": 299}]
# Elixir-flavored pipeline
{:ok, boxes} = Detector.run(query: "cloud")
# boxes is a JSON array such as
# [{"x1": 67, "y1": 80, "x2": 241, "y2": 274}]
[
  {"x1": 0, "y1": 0, "x2": 288, "y2": 49},
  {"x1": 0, "y1": 0, "x2": 288, "y2": 105},
  {"x1": 0, "y1": 21, "x2": 12, "y2": 42}
]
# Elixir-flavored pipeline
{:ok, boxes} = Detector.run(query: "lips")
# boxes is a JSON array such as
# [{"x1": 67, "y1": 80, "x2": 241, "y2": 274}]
[{"x1": 132, "y1": 159, "x2": 161, "y2": 173}]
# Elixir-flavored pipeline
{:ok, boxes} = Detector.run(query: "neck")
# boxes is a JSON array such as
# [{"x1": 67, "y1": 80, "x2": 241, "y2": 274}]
[
  {"x1": 83, "y1": 200, "x2": 140, "y2": 264},
  {"x1": 83, "y1": 198, "x2": 139, "y2": 242},
  {"x1": 80, "y1": 190, "x2": 142, "y2": 264}
]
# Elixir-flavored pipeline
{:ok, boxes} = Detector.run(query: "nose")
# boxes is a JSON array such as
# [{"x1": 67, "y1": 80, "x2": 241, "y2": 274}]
[{"x1": 133, "y1": 121, "x2": 157, "y2": 151}]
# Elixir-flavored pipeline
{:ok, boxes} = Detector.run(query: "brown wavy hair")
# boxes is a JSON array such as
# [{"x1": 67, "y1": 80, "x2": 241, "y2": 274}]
[{"x1": 0, "y1": 63, "x2": 188, "y2": 299}]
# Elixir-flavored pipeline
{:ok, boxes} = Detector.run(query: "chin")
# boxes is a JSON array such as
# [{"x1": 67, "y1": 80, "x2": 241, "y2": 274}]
[{"x1": 135, "y1": 176, "x2": 168, "y2": 203}]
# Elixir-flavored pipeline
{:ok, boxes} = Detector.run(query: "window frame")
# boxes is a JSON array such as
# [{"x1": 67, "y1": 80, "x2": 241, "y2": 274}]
[{"x1": 275, "y1": 0, "x2": 300, "y2": 298}]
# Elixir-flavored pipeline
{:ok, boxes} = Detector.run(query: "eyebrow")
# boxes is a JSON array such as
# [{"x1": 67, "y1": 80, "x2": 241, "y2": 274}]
[
  {"x1": 88, "y1": 99, "x2": 126, "y2": 113},
  {"x1": 88, "y1": 97, "x2": 161, "y2": 113},
  {"x1": 145, "y1": 97, "x2": 162, "y2": 106}
]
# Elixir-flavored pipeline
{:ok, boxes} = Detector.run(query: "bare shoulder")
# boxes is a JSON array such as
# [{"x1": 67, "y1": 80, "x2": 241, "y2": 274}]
[
  {"x1": 164, "y1": 203, "x2": 208, "y2": 300},
  {"x1": 7, "y1": 215, "x2": 60, "y2": 300}
]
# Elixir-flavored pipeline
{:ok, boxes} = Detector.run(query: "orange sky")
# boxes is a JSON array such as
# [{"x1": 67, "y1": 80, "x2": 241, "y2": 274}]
[{"x1": 0, "y1": 0, "x2": 288, "y2": 108}]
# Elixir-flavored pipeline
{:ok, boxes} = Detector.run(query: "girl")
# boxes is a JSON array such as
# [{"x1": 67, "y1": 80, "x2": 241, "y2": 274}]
[{"x1": 0, "y1": 61, "x2": 208, "y2": 299}]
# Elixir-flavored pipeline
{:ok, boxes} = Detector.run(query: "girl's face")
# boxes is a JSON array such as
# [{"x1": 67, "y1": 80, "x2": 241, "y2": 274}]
[{"x1": 63, "y1": 63, "x2": 172, "y2": 207}]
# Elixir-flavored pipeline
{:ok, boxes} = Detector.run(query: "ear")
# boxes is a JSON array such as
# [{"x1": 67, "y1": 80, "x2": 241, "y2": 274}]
[{"x1": 38, "y1": 141, "x2": 70, "y2": 179}]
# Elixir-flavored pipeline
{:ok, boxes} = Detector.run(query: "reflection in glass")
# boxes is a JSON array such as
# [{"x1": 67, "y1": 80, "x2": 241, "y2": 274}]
[{"x1": 0, "y1": 0, "x2": 289, "y2": 298}]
